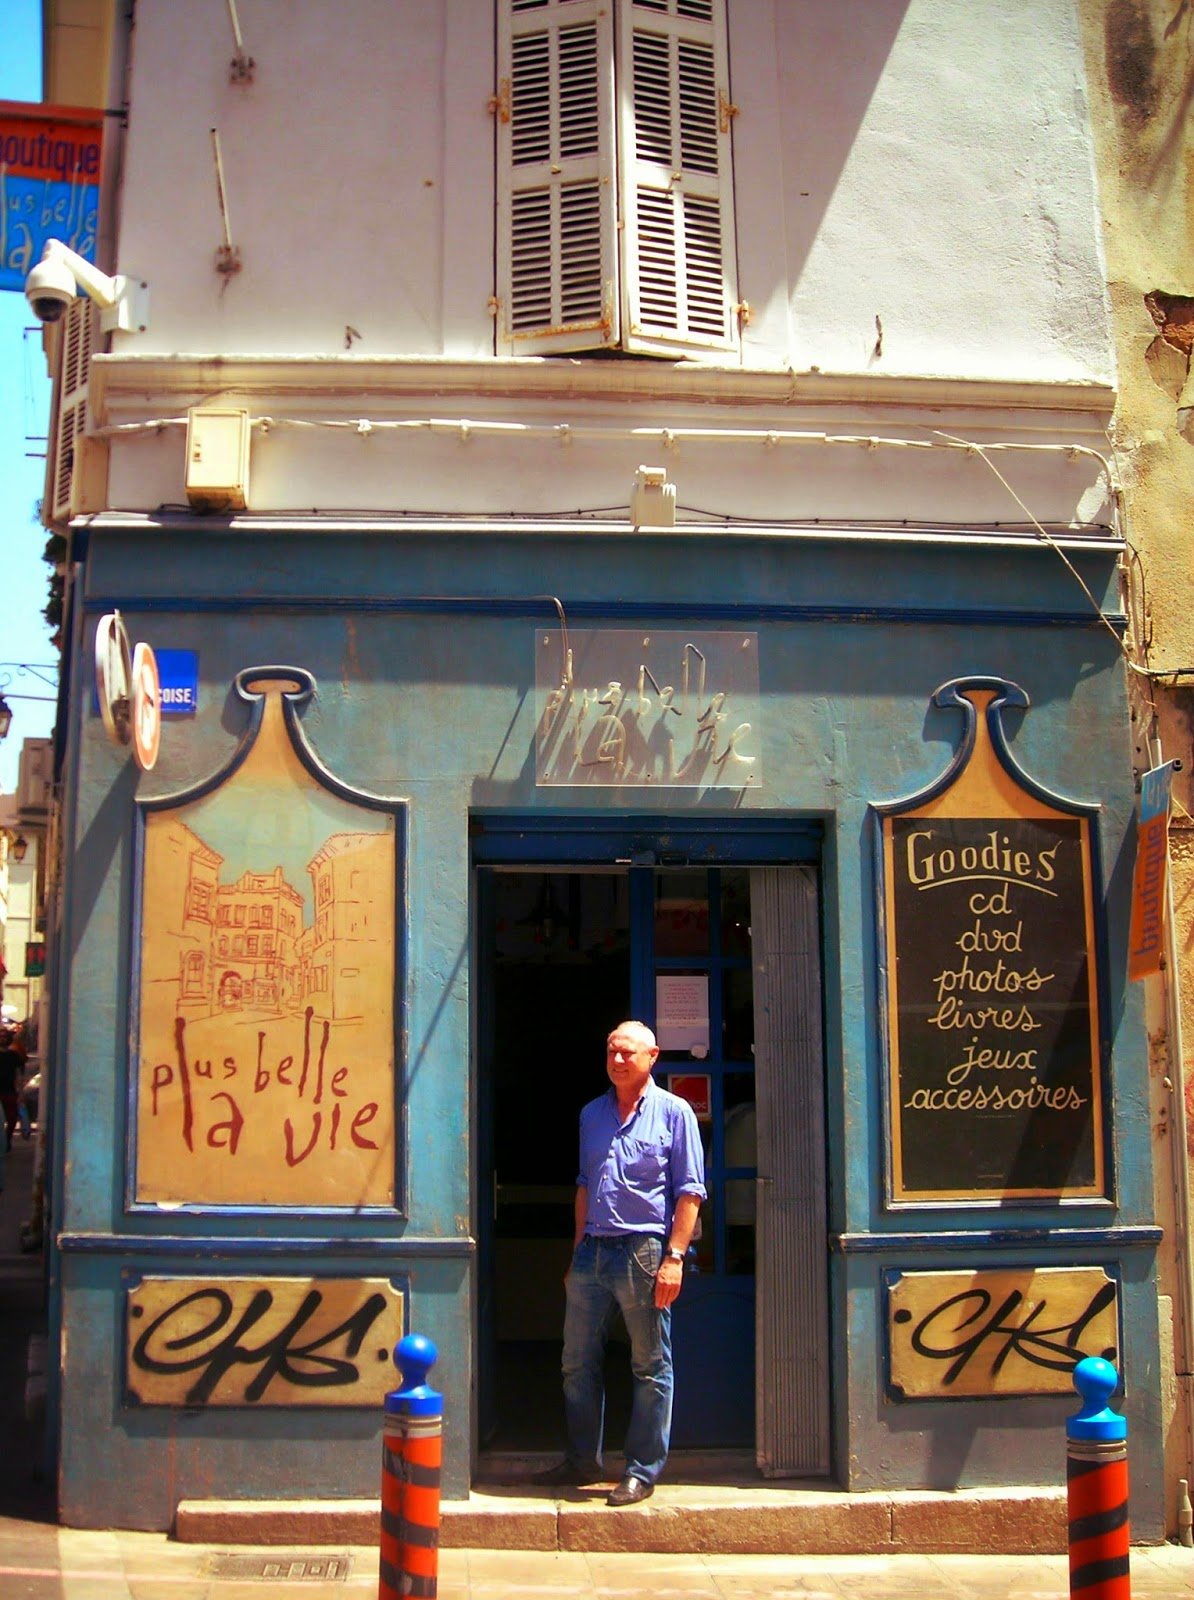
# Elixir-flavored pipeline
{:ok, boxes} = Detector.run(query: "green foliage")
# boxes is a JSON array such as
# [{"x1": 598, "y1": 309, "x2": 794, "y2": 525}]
[{"x1": 42, "y1": 533, "x2": 65, "y2": 641}]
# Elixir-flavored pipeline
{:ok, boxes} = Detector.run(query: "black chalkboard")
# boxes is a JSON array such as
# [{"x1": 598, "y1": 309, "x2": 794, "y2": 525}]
[{"x1": 885, "y1": 814, "x2": 1103, "y2": 1199}]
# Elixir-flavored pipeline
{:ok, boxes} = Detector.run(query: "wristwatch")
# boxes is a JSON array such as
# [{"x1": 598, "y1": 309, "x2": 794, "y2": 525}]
[{"x1": 664, "y1": 1247, "x2": 685, "y2": 1263}]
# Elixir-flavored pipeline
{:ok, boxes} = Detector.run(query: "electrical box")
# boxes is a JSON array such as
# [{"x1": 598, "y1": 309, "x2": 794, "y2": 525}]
[
  {"x1": 630, "y1": 464, "x2": 676, "y2": 528},
  {"x1": 185, "y1": 405, "x2": 250, "y2": 511}
]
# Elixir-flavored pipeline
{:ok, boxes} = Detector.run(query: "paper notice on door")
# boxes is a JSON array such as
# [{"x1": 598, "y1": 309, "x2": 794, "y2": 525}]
[{"x1": 656, "y1": 974, "x2": 710, "y2": 1054}]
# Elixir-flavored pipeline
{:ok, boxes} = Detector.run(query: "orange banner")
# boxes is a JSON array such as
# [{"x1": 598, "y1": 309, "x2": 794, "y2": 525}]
[{"x1": 1128, "y1": 763, "x2": 1175, "y2": 982}]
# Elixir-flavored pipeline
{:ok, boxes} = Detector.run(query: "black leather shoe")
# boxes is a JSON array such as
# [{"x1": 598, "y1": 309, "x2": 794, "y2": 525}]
[
  {"x1": 531, "y1": 1459, "x2": 603, "y2": 1487},
  {"x1": 606, "y1": 1474, "x2": 653, "y2": 1506}
]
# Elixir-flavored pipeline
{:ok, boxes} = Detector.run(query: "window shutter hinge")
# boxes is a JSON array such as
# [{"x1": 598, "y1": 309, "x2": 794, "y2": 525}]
[
  {"x1": 488, "y1": 79, "x2": 511, "y2": 123},
  {"x1": 719, "y1": 89, "x2": 739, "y2": 133},
  {"x1": 487, "y1": 296, "x2": 501, "y2": 318},
  {"x1": 602, "y1": 280, "x2": 615, "y2": 338},
  {"x1": 735, "y1": 301, "x2": 752, "y2": 329}
]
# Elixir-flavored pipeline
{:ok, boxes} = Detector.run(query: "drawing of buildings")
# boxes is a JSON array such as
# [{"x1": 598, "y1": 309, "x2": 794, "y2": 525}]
[
  {"x1": 213, "y1": 865, "x2": 304, "y2": 1014},
  {"x1": 305, "y1": 833, "x2": 392, "y2": 1021},
  {"x1": 139, "y1": 817, "x2": 222, "y2": 1019}
]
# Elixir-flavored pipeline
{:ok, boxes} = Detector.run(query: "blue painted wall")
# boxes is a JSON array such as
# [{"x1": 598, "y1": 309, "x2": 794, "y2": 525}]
[{"x1": 51, "y1": 521, "x2": 1157, "y2": 1532}]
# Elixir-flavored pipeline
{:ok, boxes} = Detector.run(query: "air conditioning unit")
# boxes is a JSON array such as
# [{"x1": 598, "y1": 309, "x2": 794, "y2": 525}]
[{"x1": 17, "y1": 739, "x2": 53, "y2": 823}]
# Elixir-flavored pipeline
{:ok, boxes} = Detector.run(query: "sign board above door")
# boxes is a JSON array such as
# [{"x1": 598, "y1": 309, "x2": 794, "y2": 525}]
[{"x1": 536, "y1": 629, "x2": 760, "y2": 788}]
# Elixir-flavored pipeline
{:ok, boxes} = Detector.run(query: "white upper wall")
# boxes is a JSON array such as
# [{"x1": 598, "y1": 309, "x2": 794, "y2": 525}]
[{"x1": 113, "y1": 0, "x2": 1112, "y2": 385}]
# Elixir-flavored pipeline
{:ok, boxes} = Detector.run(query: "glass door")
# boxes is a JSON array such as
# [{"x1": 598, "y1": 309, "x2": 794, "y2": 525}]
[{"x1": 648, "y1": 866, "x2": 756, "y2": 1447}]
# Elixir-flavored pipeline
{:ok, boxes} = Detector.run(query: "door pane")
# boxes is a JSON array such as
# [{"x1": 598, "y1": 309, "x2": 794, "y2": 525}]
[
  {"x1": 654, "y1": 870, "x2": 709, "y2": 955},
  {"x1": 719, "y1": 868, "x2": 751, "y2": 957},
  {"x1": 722, "y1": 966, "x2": 753, "y2": 1060},
  {"x1": 690, "y1": 1187, "x2": 715, "y2": 1275},
  {"x1": 724, "y1": 1071, "x2": 756, "y2": 1275}
]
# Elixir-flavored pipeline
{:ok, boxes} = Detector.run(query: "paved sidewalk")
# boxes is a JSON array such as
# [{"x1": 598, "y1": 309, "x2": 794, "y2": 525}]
[{"x1": 0, "y1": 1524, "x2": 1192, "y2": 1598}]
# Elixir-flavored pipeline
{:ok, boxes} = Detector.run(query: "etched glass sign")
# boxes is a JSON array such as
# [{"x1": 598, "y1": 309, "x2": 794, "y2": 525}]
[{"x1": 536, "y1": 628, "x2": 760, "y2": 787}]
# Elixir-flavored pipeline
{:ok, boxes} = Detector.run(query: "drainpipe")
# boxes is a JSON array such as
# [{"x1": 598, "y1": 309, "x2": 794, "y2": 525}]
[{"x1": 1150, "y1": 735, "x2": 1194, "y2": 1539}]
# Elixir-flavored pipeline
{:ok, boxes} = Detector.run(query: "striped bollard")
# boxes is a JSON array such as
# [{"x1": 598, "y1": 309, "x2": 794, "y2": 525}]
[
  {"x1": 379, "y1": 1333, "x2": 442, "y2": 1600},
  {"x1": 1067, "y1": 1355, "x2": 1130, "y2": 1600}
]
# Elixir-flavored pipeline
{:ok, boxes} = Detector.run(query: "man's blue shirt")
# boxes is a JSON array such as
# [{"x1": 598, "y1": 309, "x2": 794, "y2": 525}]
[{"x1": 578, "y1": 1081, "x2": 707, "y2": 1237}]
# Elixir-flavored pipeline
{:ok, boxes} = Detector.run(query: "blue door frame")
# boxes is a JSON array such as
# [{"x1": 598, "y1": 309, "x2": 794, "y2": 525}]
[{"x1": 472, "y1": 815, "x2": 822, "y2": 1456}]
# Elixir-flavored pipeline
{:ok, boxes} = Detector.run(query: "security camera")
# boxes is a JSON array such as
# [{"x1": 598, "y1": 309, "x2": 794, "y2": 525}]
[
  {"x1": 25, "y1": 249, "x2": 77, "y2": 323},
  {"x1": 24, "y1": 240, "x2": 150, "y2": 332}
]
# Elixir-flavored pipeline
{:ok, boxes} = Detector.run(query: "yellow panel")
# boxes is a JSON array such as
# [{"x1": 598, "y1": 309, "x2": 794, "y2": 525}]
[
  {"x1": 125, "y1": 1276, "x2": 404, "y2": 1407},
  {"x1": 45, "y1": 0, "x2": 114, "y2": 111},
  {"x1": 135, "y1": 683, "x2": 396, "y2": 1207},
  {"x1": 888, "y1": 1266, "x2": 1118, "y2": 1399}
]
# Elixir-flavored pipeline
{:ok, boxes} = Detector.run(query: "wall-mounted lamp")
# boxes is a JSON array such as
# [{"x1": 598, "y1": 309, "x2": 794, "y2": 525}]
[
  {"x1": 24, "y1": 239, "x2": 149, "y2": 333},
  {"x1": 630, "y1": 465, "x2": 676, "y2": 529},
  {"x1": 10, "y1": 836, "x2": 28, "y2": 864},
  {"x1": 0, "y1": 696, "x2": 12, "y2": 742}
]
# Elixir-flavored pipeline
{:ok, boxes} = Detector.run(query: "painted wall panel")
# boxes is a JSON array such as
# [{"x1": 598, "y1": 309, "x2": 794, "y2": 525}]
[
  {"x1": 109, "y1": 0, "x2": 1112, "y2": 384},
  {"x1": 52, "y1": 518, "x2": 1155, "y2": 1527},
  {"x1": 103, "y1": 402, "x2": 1118, "y2": 523}
]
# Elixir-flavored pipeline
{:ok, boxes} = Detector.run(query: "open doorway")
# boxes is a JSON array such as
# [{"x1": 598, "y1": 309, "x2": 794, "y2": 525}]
[
  {"x1": 476, "y1": 869, "x2": 633, "y2": 1451},
  {"x1": 473, "y1": 823, "x2": 829, "y2": 1479}
]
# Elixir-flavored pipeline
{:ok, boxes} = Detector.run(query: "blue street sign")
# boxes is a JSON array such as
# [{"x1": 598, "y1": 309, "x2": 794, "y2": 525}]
[{"x1": 156, "y1": 650, "x2": 199, "y2": 716}]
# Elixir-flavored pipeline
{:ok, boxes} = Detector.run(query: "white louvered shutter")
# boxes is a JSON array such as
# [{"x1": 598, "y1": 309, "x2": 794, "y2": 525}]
[
  {"x1": 50, "y1": 296, "x2": 93, "y2": 523},
  {"x1": 496, "y1": 0, "x2": 618, "y2": 354},
  {"x1": 618, "y1": 0, "x2": 739, "y2": 357}
]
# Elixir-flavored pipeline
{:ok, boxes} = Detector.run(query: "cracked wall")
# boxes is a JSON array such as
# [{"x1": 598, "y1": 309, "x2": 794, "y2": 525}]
[{"x1": 1082, "y1": 0, "x2": 1194, "y2": 1532}]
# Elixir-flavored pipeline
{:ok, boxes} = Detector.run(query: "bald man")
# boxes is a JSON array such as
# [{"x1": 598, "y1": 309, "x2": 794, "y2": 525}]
[{"x1": 536, "y1": 1021, "x2": 706, "y2": 1506}]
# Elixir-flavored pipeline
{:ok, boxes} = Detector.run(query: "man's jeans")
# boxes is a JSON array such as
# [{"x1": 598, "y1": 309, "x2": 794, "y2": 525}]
[{"x1": 562, "y1": 1233, "x2": 673, "y2": 1485}]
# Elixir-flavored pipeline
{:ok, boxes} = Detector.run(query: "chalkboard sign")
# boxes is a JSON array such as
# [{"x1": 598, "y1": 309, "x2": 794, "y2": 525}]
[{"x1": 877, "y1": 680, "x2": 1106, "y2": 1204}]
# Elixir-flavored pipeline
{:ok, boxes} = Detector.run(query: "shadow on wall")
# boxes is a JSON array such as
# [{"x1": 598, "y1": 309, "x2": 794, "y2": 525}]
[
  {"x1": 1103, "y1": 0, "x2": 1194, "y2": 195},
  {"x1": 747, "y1": 1, "x2": 911, "y2": 297}
]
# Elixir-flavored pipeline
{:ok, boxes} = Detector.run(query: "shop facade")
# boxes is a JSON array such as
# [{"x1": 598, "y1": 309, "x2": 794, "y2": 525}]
[
  {"x1": 52, "y1": 504, "x2": 1161, "y2": 1532},
  {"x1": 32, "y1": 0, "x2": 1166, "y2": 1541}
]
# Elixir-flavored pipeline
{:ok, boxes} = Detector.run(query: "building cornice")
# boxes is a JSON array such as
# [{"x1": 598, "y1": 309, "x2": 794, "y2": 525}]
[{"x1": 90, "y1": 353, "x2": 1116, "y2": 424}]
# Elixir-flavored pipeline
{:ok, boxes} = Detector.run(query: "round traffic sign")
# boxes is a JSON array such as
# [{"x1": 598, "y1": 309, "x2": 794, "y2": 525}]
[{"x1": 131, "y1": 642, "x2": 161, "y2": 771}]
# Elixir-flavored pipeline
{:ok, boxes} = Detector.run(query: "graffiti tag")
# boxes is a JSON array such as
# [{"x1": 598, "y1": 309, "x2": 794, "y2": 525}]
[{"x1": 125, "y1": 1276, "x2": 403, "y2": 1407}]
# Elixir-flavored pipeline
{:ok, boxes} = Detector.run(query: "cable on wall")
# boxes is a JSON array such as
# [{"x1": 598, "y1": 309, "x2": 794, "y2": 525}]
[{"x1": 88, "y1": 411, "x2": 1123, "y2": 633}]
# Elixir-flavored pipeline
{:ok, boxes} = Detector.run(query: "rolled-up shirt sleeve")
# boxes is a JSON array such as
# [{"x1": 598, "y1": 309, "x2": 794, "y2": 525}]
[{"x1": 669, "y1": 1099, "x2": 707, "y2": 1203}]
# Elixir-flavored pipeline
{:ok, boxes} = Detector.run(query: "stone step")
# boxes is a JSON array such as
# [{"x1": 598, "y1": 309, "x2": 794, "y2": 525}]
[{"x1": 176, "y1": 1484, "x2": 1067, "y2": 1555}]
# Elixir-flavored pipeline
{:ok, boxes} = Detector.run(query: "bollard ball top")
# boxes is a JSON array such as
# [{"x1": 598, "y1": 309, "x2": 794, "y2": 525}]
[
  {"x1": 396, "y1": 1333, "x2": 438, "y2": 1386},
  {"x1": 1068, "y1": 1354, "x2": 1126, "y2": 1442},
  {"x1": 1073, "y1": 1356, "x2": 1118, "y2": 1409},
  {"x1": 385, "y1": 1332, "x2": 443, "y2": 1419}
]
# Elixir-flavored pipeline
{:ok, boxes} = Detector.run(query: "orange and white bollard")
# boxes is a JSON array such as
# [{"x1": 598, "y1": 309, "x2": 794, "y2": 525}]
[
  {"x1": 379, "y1": 1333, "x2": 442, "y2": 1600},
  {"x1": 1067, "y1": 1356, "x2": 1130, "y2": 1600}
]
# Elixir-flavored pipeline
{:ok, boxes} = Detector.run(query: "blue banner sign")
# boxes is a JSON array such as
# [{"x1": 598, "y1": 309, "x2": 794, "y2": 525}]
[
  {"x1": 156, "y1": 650, "x2": 199, "y2": 717},
  {"x1": 1, "y1": 101, "x2": 104, "y2": 292}
]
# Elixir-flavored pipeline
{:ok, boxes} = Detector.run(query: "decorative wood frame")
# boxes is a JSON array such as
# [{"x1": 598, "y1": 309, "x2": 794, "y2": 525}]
[
  {"x1": 872, "y1": 677, "x2": 1109, "y2": 1207},
  {"x1": 884, "y1": 1264, "x2": 1120, "y2": 1400},
  {"x1": 126, "y1": 667, "x2": 408, "y2": 1215}
]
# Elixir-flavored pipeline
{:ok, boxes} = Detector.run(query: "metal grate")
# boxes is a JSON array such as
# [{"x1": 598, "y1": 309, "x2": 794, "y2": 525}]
[{"x1": 208, "y1": 1553, "x2": 353, "y2": 1582}]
